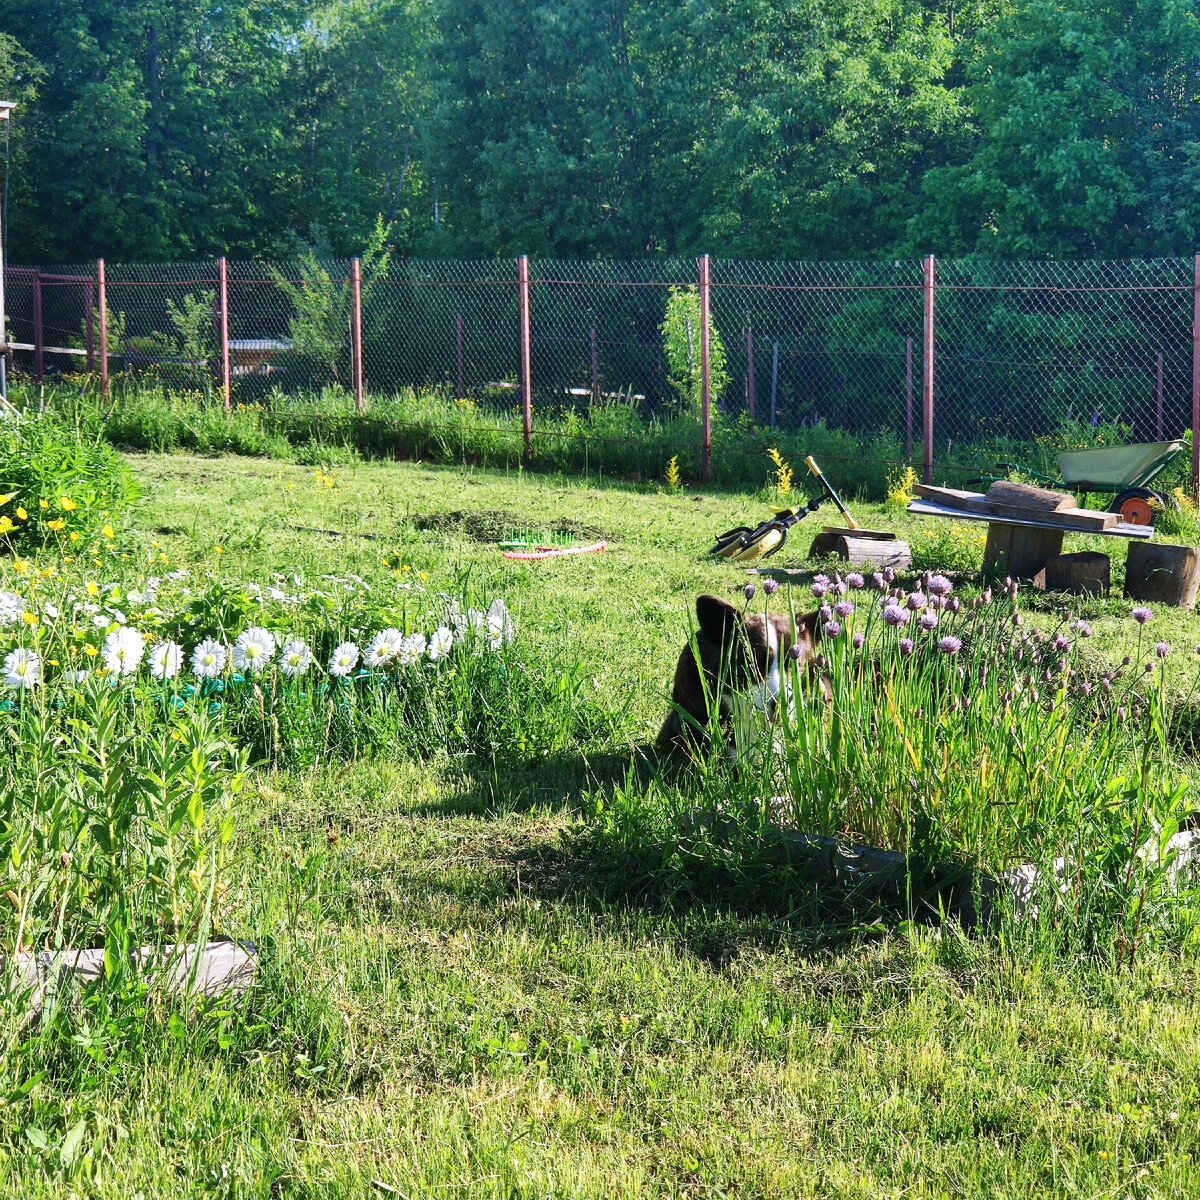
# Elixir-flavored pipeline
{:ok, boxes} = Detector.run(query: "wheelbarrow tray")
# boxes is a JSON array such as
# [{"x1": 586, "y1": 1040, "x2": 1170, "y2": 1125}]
[{"x1": 1055, "y1": 440, "x2": 1186, "y2": 489}]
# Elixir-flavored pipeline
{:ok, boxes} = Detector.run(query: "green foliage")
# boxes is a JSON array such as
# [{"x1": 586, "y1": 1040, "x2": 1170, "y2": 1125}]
[
  {"x1": 660, "y1": 287, "x2": 729, "y2": 417},
  {"x1": 165, "y1": 290, "x2": 217, "y2": 393},
  {"x1": 0, "y1": 412, "x2": 140, "y2": 551}
]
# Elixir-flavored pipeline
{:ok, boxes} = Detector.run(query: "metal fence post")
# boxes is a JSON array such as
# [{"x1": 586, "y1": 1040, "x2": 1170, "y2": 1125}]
[
  {"x1": 591, "y1": 326, "x2": 600, "y2": 409},
  {"x1": 32, "y1": 269, "x2": 43, "y2": 384},
  {"x1": 770, "y1": 341, "x2": 779, "y2": 430},
  {"x1": 97, "y1": 259, "x2": 109, "y2": 402},
  {"x1": 1192, "y1": 254, "x2": 1200, "y2": 498},
  {"x1": 456, "y1": 314, "x2": 464, "y2": 400},
  {"x1": 746, "y1": 326, "x2": 756, "y2": 423},
  {"x1": 923, "y1": 255, "x2": 936, "y2": 484},
  {"x1": 906, "y1": 336, "x2": 914, "y2": 462},
  {"x1": 699, "y1": 254, "x2": 712, "y2": 483},
  {"x1": 218, "y1": 256, "x2": 232, "y2": 411},
  {"x1": 519, "y1": 255, "x2": 532, "y2": 460},
  {"x1": 352, "y1": 257, "x2": 365, "y2": 414},
  {"x1": 1156, "y1": 351, "x2": 1164, "y2": 442}
]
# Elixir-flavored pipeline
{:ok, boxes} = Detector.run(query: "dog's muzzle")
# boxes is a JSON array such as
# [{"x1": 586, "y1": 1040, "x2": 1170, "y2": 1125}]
[{"x1": 748, "y1": 619, "x2": 783, "y2": 719}]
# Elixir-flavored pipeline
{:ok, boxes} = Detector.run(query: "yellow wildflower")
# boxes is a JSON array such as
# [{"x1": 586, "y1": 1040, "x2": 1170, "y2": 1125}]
[
  {"x1": 103, "y1": 524, "x2": 115, "y2": 540},
  {"x1": 86, "y1": 582, "x2": 99, "y2": 597},
  {"x1": 21, "y1": 612, "x2": 37, "y2": 626},
  {"x1": 16, "y1": 507, "x2": 27, "y2": 521},
  {"x1": 12, "y1": 560, "x2": 29, "y2": 574},
  {"x1": 0, "y1": 517, "x2": 15, "y2": 535},
  {"x1": 38, "y1": 499, "x2": 49, "y2": 511},
  {"x1": 60, "y1": 497, "x2": 77, "y2": 512},
  {"x1": 0, "y1": 494, "x2": 12, "y2": 506},
  {"x1": 83, "y1": 644, "x2": 98, "y2": 659},
  {"x1": 47, "y1": 519, "x2": 65, "y2": 532},
  {"x1": 69, "y1": 532, "x2": 80, "y2": 543}
]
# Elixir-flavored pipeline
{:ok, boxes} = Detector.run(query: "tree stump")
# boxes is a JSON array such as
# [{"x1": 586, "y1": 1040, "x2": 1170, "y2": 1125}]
[
  {"x1": 982, "y1": 523, "x2": 1064, "y2": 582},
  {"x1": 1125, "y1": 542, "x2": 1200, "y2": 609},
  {"x1": 808, "y1": 532, "x2": 912, "y2": 570},
  {"x1": 1043, "y1": 551, "x2": 1110, "y2": 596}
]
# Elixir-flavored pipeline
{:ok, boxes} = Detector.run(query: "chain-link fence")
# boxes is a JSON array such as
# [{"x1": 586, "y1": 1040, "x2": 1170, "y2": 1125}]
[{"x1": 3, "y1": 256, "x2": 1197, "y2": 485}]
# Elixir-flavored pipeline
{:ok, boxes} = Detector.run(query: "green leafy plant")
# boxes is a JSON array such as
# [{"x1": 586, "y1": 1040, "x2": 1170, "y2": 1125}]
[{"x1": 660, "y1": 286, "x2": 729, "y2": 417}]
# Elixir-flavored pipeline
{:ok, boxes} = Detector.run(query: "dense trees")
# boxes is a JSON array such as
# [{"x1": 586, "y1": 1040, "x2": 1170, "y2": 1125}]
[{"x1": 1, "y1": 0, "x2": 1199, "y2": 261}]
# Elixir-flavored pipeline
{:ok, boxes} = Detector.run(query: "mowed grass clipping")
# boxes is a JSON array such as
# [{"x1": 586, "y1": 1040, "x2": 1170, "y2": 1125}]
[{"x1": 2, "y1": 452, "x2": 1199, "y2": 1199}]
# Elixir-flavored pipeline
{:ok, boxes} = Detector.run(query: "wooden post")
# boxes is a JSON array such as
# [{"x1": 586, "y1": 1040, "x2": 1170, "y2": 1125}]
[
  {"x1": 217, "y1": 257, "x2": 231, "y2": 411},
  {"x1": 770, "y1": 341, "x2": 779, "y2": 430},
  {"x1": 1193, "y1": 254, "x2": 1200, "y2": 499},
  {"x1": 519, "y1": 255, "x2": 532, "y2": 460},
  {"x1": 351, "y1": 257, "x2": 365, "y2": 414},
  {"x1": 699, "y1": 254, "x2": 712, "y2": 483},
  {"x1": 97, "y1": 259, "x2": 109, "y2": 402},
  {"x1": 906, "y1": 336, "x2": 914, "y2": 461},
  {"x1": 1156, "y1": 351, "x2": 1164, "y2": 442},
  {"x1": 590, "y1": 326, "x2": 600, "y2": 409},
  {"x1": 456, "y1": 313, "x2": 464, "y2": 400},
  {"x1": 32, "y1": 269, "x2": 43, "y2": 384},
  {"x1": 923, "y1": 256, "x2": 936, "y2": 484},
  {"x1": 982, "y1": 523, "x2": 1064, "y2": 584},
  {"x1": 85, "y1": 281, "x2": 95, "y2": 373}
]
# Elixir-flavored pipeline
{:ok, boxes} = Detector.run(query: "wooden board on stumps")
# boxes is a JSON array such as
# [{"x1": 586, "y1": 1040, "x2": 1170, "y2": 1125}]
[
  {"x1": 911, "y1": 486, "x2": 1118, "y2": 531},
  {"x1": 983, "y1": 523, "x2": 1064, "y2": 583},
  {"x1": 1044, "y1": 551, "x2": 1110, "y2": 596},
  {"x1": 809, "y1": 531, "x2": 912, "y2": 570},
  {"x1": 1125, "y1": 542, "x2": 1200, "y2": 609},
  {"x1": 984, "y1": 480, "x2": 1076, "y2": 512}
]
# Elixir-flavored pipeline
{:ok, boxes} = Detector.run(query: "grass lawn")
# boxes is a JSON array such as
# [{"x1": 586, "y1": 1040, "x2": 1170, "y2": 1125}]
[{"x1": 4, "y1": 453, "x2": 1199, "y2": 1199}]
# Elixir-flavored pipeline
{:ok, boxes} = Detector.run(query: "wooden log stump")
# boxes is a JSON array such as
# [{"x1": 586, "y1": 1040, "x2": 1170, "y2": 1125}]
[
  {"x1": 1125, "y1": 542, "x2": 1200, "y2": 609},
  {"x1": 982, "y1": 522, "x2": 1064, "y2": 582},
  {"x1": 1044, "y1": 551, "x2": 1111, "y2": 596},
  {"x1": 808, "y1": 532, "x2": 912, "y2": 570}
]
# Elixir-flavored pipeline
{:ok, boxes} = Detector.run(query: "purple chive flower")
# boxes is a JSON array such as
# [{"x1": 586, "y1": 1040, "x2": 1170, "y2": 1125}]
[
  {"x1": 982, "y1": 588, "x2": 993, "y2": 605},
  {"x1": 1075, "y1": 620, "x2": 1092, "y2": 638},
  {"x1": 820, "y1": 604, "x2": 834, "y2": 621},
  {"x1": 872, "y1": 573, "x2": 886, "y2": 590},
  {"x1": 938, "y1": 635, "x2": 962, "y2": 655},
  {"x1": 883, "y1": 567, "x2": 895, "y2": 584},
  {"x1": 834, "y1": 600, "x2": 855, "y2": 619},
  {"x1": 1080, "y1": 681, "x2": 1093, "y2": 696},
  {"x1": 1052, "y1": 635, "x2": 1072, "y2": 654},
  {"x1": 899, "y1": 638, "x2": 915, "y2": 657},
  {"x1": 906, "y1": 592, "x2": 927, "y2": 612},
  {"x1": 1156, "y1": 642, "x2": 1170, "y2": 659},
  {"x1": 1133, "y1": 607, "x2": 1153, "y2": 625},
  {"x1": 883, "y1": 604, "x2": 909, "y2": 627},
  {"x1": 846, "y1": 573, "x2": 864, "y2": 590},
  {"x1": 823, "y1": 620, "x2": 842, "y2": 639},
  {"x1": 1145, "y1": 662, "x2": 1156, "y2": 673},
  {"x1": 813, "y1": 574, "x2": 830, "y2": 586},
  {"x1": 811, "y1": 581, "x2": 829, "y2": 599},
  {"x1": 927, "y1": 574, "x2": 953, "y2": 597},
  {"x1": 919, "y1": 610, "x2": 939, "y2": 631},
  {"x1": 947, "y1": 597, "x2": 962, "y2": 614},
  {"x1": 788, "y1": 644, "x2": 803, "y2": 662},
  {"x1": 762, "y1": 578, "x2": 779, "y2": 596},
  {"x1": 745, "y1": 583, "x2": 757, "y2": 601},
  {"x1": 1012, "y1": 612, "x2": 1023, "y2": 627},
  {"x1": 833, "y1": 581, "x2": 848, "y2": 597},
  {"x1": 852, "y1": 632, "x2": 865, "y2": 650}
]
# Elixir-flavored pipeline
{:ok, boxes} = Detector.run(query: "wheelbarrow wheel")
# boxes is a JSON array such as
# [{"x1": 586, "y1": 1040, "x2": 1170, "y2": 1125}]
[{"x1": 1109, "y1": 487, "x2": 1159, "y2": 526}]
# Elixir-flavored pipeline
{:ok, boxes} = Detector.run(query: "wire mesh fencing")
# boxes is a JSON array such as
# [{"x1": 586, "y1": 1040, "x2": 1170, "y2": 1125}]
[{"x1": 3, "y1": 255, "x2": 1198, "y2": 487}]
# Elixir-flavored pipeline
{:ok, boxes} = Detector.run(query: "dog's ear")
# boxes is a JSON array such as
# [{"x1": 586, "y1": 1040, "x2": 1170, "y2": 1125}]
[{"x1": 695, "y1": 594, "x2": 743, "y2": 645}]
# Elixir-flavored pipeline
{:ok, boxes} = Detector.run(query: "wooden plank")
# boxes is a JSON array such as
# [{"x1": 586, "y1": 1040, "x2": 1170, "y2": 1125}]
[
  {"x1": 820, "y1": 526, "x2": 897, "y2": 541},
  {"x1": 984, "y1": 480, "x2": 1075, "y2": 512},
  {"x1": 912, "y1": 484, "x2": 980, "y2": 510},
  {"x1": 983, "y1": 502, "x2": 1117, "y2": 531},
  {"x1": 906, "y1": 498, "x2": 1153, "y2": 539}
]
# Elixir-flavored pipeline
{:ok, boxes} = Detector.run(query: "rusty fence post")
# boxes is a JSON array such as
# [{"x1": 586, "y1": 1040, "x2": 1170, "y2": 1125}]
[
  {"x1": 906, "y1": 336, "x2": 914, "y2": 462},
  {"x1": 456, "y1": 314, "x2": 464, "y2": 400},
  {"x1": 218, "y1": 256, "x2": 232, "y2": 411},
  {"x1": 923, "y1": 255, "x2": 936, "y2": 484},
  {"x1": 32, "y1": 269, "x2": 43, "y2": 384},
  {"x1": 351, "y1": 257, "x2": 365, "y2": 414},
  {"x1": 746, "y1": 326, "x2": 756, "y2": 424},
  {"x1": 591, "y1": 326, "x2": 600, "y2": 409},
  {"x1": 1156, "y1": 351, "x2": 1164, "y2": 442},
  {"x1": 1192, "y1": 255, "x2": 1200, "y2": 499},
  {"x1": 699, "y1": 254, "x2": 712, "y2": 484},
  {"x1": 519, "y1": 255, "x2": 532, "y2": 461},
  {"x1": 97, "y1": 259, "x2": 109, "y2": 402}
]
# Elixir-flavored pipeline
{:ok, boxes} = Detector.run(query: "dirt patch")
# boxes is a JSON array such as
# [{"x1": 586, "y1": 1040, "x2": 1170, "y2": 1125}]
[{"x1": 411, "y1": 509, "x2": 606, "y2": 543}]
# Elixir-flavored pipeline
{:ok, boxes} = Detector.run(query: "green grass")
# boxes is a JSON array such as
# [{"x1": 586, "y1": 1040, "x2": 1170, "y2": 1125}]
[{"x1": 2, "y1": 452, "x2": 1200, "y2": 1197}]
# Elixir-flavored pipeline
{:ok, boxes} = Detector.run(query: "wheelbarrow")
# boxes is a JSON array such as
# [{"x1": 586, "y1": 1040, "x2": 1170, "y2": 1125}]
[{"x1": 970, "y1": 439, "x2": 1187, "y2": 526}]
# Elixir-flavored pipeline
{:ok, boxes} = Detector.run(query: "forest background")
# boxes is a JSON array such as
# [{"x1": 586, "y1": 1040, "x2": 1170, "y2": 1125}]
[{"x1": 0, "y1": 1, "x2": 1199, "y2": 265}]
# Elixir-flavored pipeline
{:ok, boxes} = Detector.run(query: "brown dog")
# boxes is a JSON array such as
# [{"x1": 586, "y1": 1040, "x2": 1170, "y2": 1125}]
[{"x1": 657, "y1": 594, "x2": 823, "y2": 759}]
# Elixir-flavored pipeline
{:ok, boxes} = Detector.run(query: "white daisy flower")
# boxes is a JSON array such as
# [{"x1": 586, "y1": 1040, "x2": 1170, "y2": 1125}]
[
  {"x1": 395, "y1": 636, "x2": 421, "y2": 668},
  {"x1": 279, "y1": 639, "x2": 313, "y2": 678},
  {"x1": 62, "y1": 669, "x2": 90, "y2": 686},
  {"x1": 149, "y1": 641, "x2": 183, "y2": 681},
  {"x1": 92, "y1": 613, "x2": 112, "y2": 629},
  {"x1": 103, "y1": 627, "x2": 145, "y2": 676},
  {"x1": 3, "y1": 647, "x2": 40, "y2": 690},
  {"x1": 486, "y1": 598, "x2": 515, "y2": 649},
  {"x1": 364, "y1": 628, "x2": 404, "y2": 669},
  {"x1": 233, "y1": 626, "x2": 276, "y2": 673},
  {"x1": 408, "y1": 632, "x2": 427, "y2": 659},
  {"x1": 191, "y1": 639, "x2": 227, "y2": 679},
  {"x1": 267, "y1": 586, "x2": 287, "y2": 602},
  {"x1": 42, "y1": 603, "x2": 59, "y2": 620},
  {"x1": 427, "y1": 627, "x2": 454, "y2": 662},
  {"x1": 328, "y1": 642, "x2": 360, "y2": 678},
  {"x1": 0, "y1": 592, "x2": 24, "y2": 626}
]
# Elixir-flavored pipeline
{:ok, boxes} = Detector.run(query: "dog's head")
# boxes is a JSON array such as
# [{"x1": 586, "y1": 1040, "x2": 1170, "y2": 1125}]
[{"x1": 659, "y1": 594, "x2": 823, "y2": 760}]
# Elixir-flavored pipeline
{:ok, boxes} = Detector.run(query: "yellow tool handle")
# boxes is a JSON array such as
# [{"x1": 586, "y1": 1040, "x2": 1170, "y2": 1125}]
[{"x1": 803, "y1": 456, "x2": 859, "y2": 530}]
